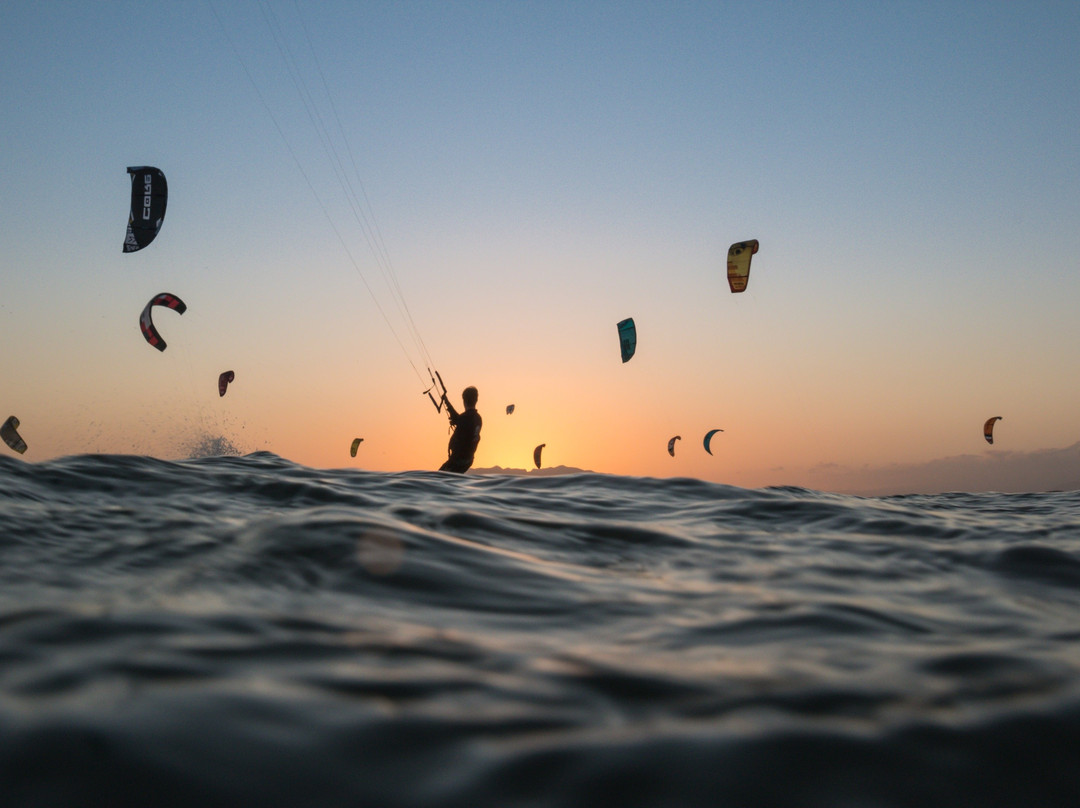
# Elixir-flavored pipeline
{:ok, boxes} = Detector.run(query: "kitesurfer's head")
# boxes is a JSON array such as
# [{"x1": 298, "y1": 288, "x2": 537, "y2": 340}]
[{"x1": 462, "y1": 386, "x2": 478, "y2": 408}]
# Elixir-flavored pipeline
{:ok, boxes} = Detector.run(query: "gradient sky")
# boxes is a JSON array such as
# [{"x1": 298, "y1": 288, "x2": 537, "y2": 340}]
[{"x1": 2, "y1": 1, "x2": 1079, "y2": 493}]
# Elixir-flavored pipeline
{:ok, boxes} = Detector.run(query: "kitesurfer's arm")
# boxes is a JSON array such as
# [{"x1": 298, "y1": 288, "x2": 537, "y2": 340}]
[{"x1": 444, "y1": 396, "x2": 460, "y2": 425}]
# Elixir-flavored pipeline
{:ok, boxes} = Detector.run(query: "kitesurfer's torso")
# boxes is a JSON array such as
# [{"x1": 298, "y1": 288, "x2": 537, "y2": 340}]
[{"x1": 443, "y1": 408, "x2": 482, "y2": 472}]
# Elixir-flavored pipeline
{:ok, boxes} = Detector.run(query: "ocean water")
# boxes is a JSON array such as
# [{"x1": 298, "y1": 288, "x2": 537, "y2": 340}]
[{"x1": 2, "y1": 452, "x2": 1079, "y2": 807}]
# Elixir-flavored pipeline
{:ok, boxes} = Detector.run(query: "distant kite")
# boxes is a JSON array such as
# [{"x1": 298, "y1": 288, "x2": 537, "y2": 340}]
[
  {"x1": 983, "y1": 416, "x2": 1002, "y2": 445},
  {"x1": 703, "y1": 428, "x2": 724, "y2": 455},
  {"x1": 727, "y1": 240, "x2": 759, "y2": 293},
  {"x1": 617, "y1": 318, "x2": 637, "y2": 363},
  {"x1": 350, "y1": 438, "x2": 364, "y2": 457},
  {"x1": 667, "y1": 435, "x2": 681, "y2": 457},
  {"x1": 218, "y1": 370, "x2": 235, "y2": 397},
  {"x1": 506, "y1": 404, "x2": 515, "y2": 415},
  {"x1": 533, "y1": 443, "x2": 546, "y2": 469},
  {"x1": 123, "y1": 166, "x2": 168, "y2": 252},
  {"x1": 2, "y1": 416, "x2": 27, "y2": 454},
  {"x1": 139, "y1": 293, "x2": 186, "y2": 351}
]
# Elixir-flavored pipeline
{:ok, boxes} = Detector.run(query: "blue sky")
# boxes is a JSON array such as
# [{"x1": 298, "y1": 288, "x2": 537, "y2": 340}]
[{"x1": 2, "y1": 1, "x2": 1079, "y2": 491}]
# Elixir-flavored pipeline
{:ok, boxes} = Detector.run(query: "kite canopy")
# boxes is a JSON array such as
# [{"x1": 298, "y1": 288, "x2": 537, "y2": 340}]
[
  {"x1": 2, "y1": 416, "x2": 27, "y2": 454},
  {"x1": 726, "y1": 240, "x2": 759, "y2": 293},
  {"x1": 139, "y1": 293, "x2": 187, "y2": 351},
  {"x1": 983, "y1": 416, "x2": 1002, "y2": 445},
  {"x1": 617, "y1": 318, "x2": 637, "y2": 363},
  {"x1": 533, "y1": 443, "x2": 545, "y2": 469},
  {"x1": 218, "y1": 370, "x2": 235, "y2": 397},
  {"x1": 667, "y1": 435, "x2": 681, "y2": 457},
  {"x1": 703, "y1": 428, "x2": 724, "y2": 455},
  {"x1": 123, "y1": 166, "x2": 168, "y2": 252},
  {"x1": 506, "y1": 404, "x2": 515, "y2": 415},
  {"x1": 350, "y1": 438, "x2": 364, "y2": 457}
]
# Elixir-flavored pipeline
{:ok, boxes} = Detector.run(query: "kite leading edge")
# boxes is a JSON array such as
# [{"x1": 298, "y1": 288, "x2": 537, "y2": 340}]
[{"x1": 617, "y1": 318, "x2": 636, "y2": 363}]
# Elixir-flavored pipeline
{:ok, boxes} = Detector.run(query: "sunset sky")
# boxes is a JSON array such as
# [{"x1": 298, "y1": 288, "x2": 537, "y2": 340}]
[{"x1": 2, "y1": 1, "x2": 1079, "y2": 493}]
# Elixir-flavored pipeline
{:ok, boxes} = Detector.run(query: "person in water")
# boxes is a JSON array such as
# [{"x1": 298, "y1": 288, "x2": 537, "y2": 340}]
[{"x1": 439, "y1": 386, "x2": 482, "y2": 473}]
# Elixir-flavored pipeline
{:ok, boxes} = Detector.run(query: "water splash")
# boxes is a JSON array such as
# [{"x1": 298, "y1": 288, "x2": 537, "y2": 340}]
[{"x1": 183, "y1": 432, "x2": 244, "y2": 458}]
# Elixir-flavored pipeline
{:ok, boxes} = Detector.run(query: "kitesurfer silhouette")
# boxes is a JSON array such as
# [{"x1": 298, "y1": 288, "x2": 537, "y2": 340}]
[{"x1": 439, "y1": 386, "x2": 482, "y2": 473}]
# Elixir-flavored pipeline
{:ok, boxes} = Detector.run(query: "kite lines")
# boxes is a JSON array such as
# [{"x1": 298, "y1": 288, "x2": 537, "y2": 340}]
[{"x1": 207, "y1": 0, "x2": 440, "y2": 398}]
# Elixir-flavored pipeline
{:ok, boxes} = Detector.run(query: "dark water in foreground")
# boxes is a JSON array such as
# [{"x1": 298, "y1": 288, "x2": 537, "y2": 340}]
[{"x1": 2, "y1": 452, "x2": 1079, "y2": 807}]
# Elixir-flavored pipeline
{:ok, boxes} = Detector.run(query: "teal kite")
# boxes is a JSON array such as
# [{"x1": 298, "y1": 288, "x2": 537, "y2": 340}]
[{"x1": 703, "y1": 429, "x2": 724, "y2": 455}]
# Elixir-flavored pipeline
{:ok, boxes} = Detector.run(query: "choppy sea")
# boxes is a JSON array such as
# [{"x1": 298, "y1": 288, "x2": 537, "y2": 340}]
[{"x1": 2, "y1": 451, "x2": 1079, "y2": 807}]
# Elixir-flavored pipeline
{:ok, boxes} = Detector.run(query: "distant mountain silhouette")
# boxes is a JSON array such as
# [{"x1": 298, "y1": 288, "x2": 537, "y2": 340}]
[
  {"x1": 469, "y1": 465, "x2": 592, "y2": 477},
  {"x1": 809, "y1": 440, "x2": 1080, "y2": 495}
]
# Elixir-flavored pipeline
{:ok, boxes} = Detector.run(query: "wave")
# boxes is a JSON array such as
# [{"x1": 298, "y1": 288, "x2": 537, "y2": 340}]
[{"x1": 2, "y1": 453, "x2": 1080, "y2": 805}]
